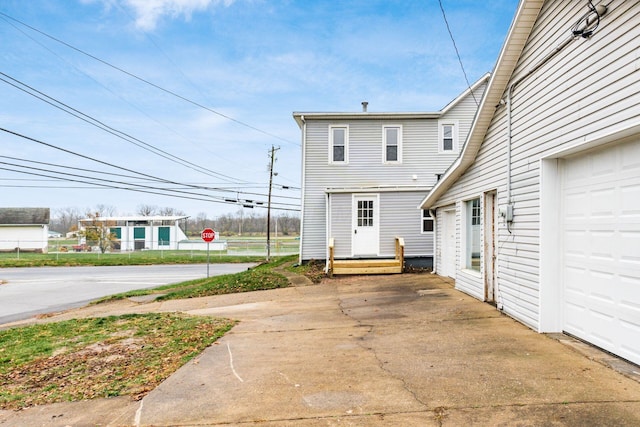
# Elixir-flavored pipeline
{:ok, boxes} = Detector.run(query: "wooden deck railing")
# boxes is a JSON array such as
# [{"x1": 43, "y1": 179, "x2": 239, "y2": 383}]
[
  {"x1": 395, "y1": 236, "x2": 405, "y2": 272},
  {"x1": 328, "y1": 237, "x2": 335, "y2": 277}
]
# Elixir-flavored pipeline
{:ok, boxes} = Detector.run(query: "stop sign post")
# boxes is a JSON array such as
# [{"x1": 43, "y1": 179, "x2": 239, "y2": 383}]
[{"x1": 201, "y1": 228, "x2": 215, "y2": 277}]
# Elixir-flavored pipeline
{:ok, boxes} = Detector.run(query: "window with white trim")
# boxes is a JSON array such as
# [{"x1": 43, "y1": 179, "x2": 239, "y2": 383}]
[
  {"x1": 329, "y1": 126, "x2": 348, "y2": 163},
  {"x1": 438, "y1": 121, "x2": 458, "y2": 153},
  {"x1": 465, "y1": 198, "x2": 481, "y2": 271},
  {"x1": 421, "y1": 210, "x2": 434, "y2": 233},
  {"x1": 383, "y1": 125, "x2": 402, "y2": 163}
]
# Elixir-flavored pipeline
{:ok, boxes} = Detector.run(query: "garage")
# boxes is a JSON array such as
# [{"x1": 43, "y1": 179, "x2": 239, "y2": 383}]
[{"x1": 561, "y1": 137, "x2": 640, "y2": 365}]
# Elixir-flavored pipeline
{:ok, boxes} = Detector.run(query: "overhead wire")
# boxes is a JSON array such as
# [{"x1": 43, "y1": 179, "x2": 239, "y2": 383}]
[
  {"x1": 0, "y1": 71, "x2": 249, "y2": 185},
  {"x1": 0, "y1": 162, "x2": 300, "y2": 210},
  {"x1": 0, "y1": 14, "x2": 266, "y2": 181},
  {"x1": 437, "y1": 0, "x2": 479, "y2": 106},
  {"x1": 0, "y1": 11, "x2": 300, "y2": 148},
  {"x1": 0, "y1": 128, "x2": 299, "y2": 207},
  {"x1": 0, "y1": 13, "x2": 301, "y2": 192}
]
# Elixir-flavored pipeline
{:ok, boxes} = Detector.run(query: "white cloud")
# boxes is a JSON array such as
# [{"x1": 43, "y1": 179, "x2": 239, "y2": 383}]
[{"x1": 119, "y1": 0, "x2": 236, "y2": 30}]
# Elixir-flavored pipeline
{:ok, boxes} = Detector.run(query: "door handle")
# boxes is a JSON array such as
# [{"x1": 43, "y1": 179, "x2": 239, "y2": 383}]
[{"x1": 354, "y1": 229, "x2": 357, "y2": 234}]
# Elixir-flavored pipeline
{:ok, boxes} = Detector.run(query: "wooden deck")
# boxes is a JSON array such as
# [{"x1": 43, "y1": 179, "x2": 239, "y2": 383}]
[{"x1": 328, "y1": 237, "x2": 404, "y2": 276}]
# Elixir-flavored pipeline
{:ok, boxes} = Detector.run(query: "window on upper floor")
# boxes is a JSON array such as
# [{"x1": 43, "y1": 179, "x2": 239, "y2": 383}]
[
  {"x1": 383, "y1": 125, "x2": 402, "y2": 163},
  {"x1": 421, "y1": 210, "x2": 434, "y2": 233},
  {"x1": 329, "y1": 125, "x2": 348, "y2": 164},
  {"x1": 438, "y1": 121, "x2": 458, "y2": 153}
]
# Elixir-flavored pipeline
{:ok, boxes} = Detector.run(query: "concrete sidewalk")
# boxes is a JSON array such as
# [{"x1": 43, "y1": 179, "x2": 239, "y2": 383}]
[{"x1": 2, "y1": 273, "x2": 640, "y2": 426}]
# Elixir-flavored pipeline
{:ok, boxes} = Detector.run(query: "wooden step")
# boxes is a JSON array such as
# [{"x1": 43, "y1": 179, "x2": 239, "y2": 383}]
[{"x1": 332, "y1": 259, "x2": 402, "y2": 275}]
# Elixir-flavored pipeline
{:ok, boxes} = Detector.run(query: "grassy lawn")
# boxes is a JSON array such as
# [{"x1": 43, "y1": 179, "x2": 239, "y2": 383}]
[
  {"x1": 0, "y1": 313, "x2": 235, "y2": 410},
  {"x1": 0, "y1": 251, "x2": 264, "y2": 268},
  {"x1": 94, "y1": 255, "x2": 295, "y2": 303},
  {"x1": 0, "y1": 255, "x2": 306, "y2": 410}
]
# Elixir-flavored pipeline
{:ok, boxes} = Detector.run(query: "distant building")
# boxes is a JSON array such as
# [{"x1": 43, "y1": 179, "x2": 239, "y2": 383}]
[
  {"x1": 78, "y1": 215, "x2": 190, "y2": 251},
  {"x1": 0, "y1": 207, "x2": 50, "y2": 253}
]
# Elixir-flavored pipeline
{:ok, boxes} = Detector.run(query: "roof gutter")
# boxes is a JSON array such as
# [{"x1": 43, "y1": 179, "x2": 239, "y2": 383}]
[{"x1": 418, "y1": 0, "x2": 545, "y2": 210}]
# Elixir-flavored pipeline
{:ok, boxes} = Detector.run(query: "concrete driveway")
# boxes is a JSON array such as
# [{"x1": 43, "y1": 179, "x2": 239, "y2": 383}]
[{"x1": 2, "y1": 273, "x2": 640, "y2": 426}]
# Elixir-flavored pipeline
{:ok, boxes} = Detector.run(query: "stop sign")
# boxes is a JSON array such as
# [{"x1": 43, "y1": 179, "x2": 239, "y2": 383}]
[{"x1": 201, "y1": 228, "x2": 215, "y2": 242}]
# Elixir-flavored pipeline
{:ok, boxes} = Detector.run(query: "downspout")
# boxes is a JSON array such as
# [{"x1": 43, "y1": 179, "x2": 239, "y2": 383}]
[
  {"x1": 429, "y1": 208, "x2": 438, "y2": 274},
  {"x1": 325, "y1": 192, "x2": 330, "y2": 273},
  {"x1": 504, "y1": 34, "x2": 578, "y2": 228},
  {"x1": 299, "y1": 115, "x2": 307, "y2": 265}
]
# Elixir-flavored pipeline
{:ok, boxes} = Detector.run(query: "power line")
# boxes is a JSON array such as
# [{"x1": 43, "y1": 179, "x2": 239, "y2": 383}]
[
  {"x1": 1, "y1": 13, "x2": 266, "y2": 179},
  {"x1": 0, "y1": 127, "x2": 300, "y2": 207},
  {"x1": 0, "y1": 11, "x2": 300, "y2": 147},
  {"x1": 0, "y1": 165, "x2": 300, "y2": 211},
  {"x1": 0, "y1": 71, "x2": 249, "y2": 185},
  {"x1": 437, "y1": 0, "x2": 478, "y2": 106}
]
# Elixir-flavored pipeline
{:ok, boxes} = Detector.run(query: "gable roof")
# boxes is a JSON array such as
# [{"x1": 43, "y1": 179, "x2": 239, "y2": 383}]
[
  {"x1": 292, "y1": 73, "x2": 490, "y2": 128},
  {"x1": 419, "y1": 0, "x2": 544, "y2": 209},
  {"x1": 0, "y1": 208, "x2": 50, "y2": 225}
]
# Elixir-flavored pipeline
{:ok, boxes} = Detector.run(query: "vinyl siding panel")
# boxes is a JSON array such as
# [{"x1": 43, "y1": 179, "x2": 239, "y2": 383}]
[
  {"x1": 328, "y1": 193, "x2": 352, "y2": 258},
  {"x1": 379, "y1": 192, "x2": 433, "y2": 257},
  {"x1": 432, "y1": 1, "x2": 640, "y2": 330}
]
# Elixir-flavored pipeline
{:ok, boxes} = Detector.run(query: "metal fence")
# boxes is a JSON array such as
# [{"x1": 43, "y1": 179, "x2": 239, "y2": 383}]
[{"x1": 0, "y1": 238, "x2": 299, "y2": 258}]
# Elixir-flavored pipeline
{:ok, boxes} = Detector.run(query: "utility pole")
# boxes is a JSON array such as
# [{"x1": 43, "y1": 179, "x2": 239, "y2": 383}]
[{"x1": 266, "y1": 145, "x2": 279, "y2": 261}]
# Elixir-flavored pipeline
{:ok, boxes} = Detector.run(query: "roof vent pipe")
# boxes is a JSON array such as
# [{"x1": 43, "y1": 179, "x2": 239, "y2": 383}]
[{"x1": 361, "y1": 101, "x2": 368, "y2": 112}]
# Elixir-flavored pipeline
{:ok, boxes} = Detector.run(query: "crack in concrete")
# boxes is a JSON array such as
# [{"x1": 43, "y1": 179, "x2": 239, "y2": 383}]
[{"x1": 336, "y1": 289, "x2": 431, "y2": 412}]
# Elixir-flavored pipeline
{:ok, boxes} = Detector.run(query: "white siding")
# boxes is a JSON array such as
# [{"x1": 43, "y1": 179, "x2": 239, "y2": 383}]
[
  {"x1": 433, "y1": 1, "x2": 640, "y2": 330},
  {"x1": 0, "y1": 226, "x2": 48, "y2": 252},
  {"x1": 301, "y1": 84, "x2": 485, "y2": 261}
]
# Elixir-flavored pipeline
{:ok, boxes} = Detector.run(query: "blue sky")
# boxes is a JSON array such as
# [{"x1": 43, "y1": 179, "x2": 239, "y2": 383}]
[{"x1": 0, "y1": 0, "x2": 519, "y2": 218}]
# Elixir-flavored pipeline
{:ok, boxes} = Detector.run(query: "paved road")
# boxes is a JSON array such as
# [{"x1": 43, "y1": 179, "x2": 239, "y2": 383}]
[{"x1": 0, "y1": 263, "x2": 254, "y2": 325}]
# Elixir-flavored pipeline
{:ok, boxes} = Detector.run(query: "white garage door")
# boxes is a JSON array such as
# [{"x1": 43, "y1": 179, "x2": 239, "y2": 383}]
[{"x1": 561, "y1": 137, "x2": 640, "y2": 365}]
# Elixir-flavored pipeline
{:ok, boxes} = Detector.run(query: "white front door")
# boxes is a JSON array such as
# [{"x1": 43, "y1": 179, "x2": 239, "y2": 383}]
[
  {"x1": 561, "y1": 137, "x2": 640, "y2": 365},
  {"x1": 441, "y1": 208, "x2": 456, "y2": 278},
  {"x1": 352, "y1": 195, "x2": 379, "y2": 257}
]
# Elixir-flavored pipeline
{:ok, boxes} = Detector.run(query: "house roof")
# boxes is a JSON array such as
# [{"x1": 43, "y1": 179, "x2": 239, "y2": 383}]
[
  {"x1": 0, "y1": 207, "x2": 50, "y2": 225},
  {"x1": 78, "y1": 215, "x2": 189, "y2": 223},
  {"x1": 292, "y1": 73, "x2": 491, "y2": 129},
  {"x1": 419, "y1": 0, "x2": 544, "y2": 209}
]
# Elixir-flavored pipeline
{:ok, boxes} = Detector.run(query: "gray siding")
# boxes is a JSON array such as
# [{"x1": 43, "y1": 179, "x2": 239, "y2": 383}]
[
  {"x1": 379, "y1": 192, "x2": 432, "y2": 257},
  {"x1": 433, "y1": 1, "x2": 640, "y2": 329},
  {"x1": 328, "y1": 191, "x2": 434, "y2": 259},
  {"x1": 301, "y1": 84, "x2": 485, "y2": 261},
  {"x1": 328, "y1": 193, "x2": 352, "y2": 258}
]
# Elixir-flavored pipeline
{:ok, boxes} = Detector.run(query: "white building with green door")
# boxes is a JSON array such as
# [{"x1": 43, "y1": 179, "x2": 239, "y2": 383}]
[{"x1": 78, "y1": 215, "x2": 189, "y2": 251}]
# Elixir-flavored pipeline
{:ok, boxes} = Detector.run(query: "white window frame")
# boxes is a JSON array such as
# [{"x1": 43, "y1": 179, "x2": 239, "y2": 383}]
[
  {"x1": 462, "y1": 197, "x2": 481, "y2": 272},
  {"x1": 383, "y1": 125, "x2": 402, "y2": 164},
  {"x1": 421, "y1": 209, "x2": 434, "y2": 234},
  {"x1": 438, "y1": 120, "x2": 459, "y2": 153},
  {"x1": 329, "y1": 125, "x2": 349, "y2": 164}
]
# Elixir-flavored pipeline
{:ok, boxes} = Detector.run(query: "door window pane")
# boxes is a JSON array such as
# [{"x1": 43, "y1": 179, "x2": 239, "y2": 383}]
[{"x1": 357, "y1": 200, "x2": 374, "y2": 227}]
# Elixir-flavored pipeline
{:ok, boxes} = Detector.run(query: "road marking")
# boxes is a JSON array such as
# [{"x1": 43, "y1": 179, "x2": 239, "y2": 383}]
[
  {"x1": 134, "y1": 399, "x2": 143, "y2": 426},
  {"x1": 227, "y1": 343, "x2": 244, "y2": 382}
]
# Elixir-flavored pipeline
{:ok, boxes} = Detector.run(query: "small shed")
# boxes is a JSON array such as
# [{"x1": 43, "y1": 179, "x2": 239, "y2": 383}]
[{"x1": 0, "y1": 208, "x2": 50, "y2": 253}]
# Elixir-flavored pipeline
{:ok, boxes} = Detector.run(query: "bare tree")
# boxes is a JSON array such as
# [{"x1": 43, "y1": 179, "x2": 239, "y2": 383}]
[
  {"x1": 137, "y1": 204, "x2": 158, "y2": 216},
  {"x1": 158, "y1": 207, "x2": 186, "y2": 216},
  {"x1": 52, "y1": 207, "x2": 80, "y2": 233},
  {"x1": 93, "y1": 204, "x2": 117, "y2": 217}
]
